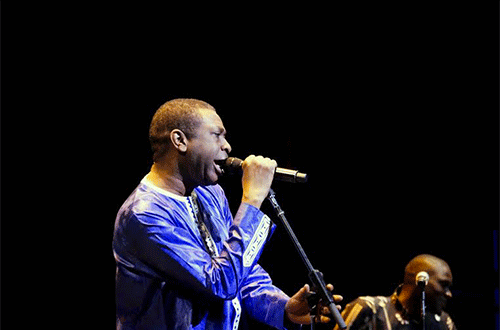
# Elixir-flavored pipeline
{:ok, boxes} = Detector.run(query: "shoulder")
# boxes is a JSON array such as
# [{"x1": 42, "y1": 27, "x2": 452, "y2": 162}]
[
  {"x1": 352, "y1": 296, "x2": 391, "y2": 312},
  {"x1": 340, "y1": 297, "x2": 373, "y2": 329},
  {"x1": 342, "y1": 297, "x2": 371, "y2": 317},
  {"x1": 342, "y1": 296, "x2": 380, "y2": 319},
  {"x1": 341, "y1": 296, "x2": 392, "y2": 326},
  {"x1": 196, "y1": 184, "x2": 226, "y2": 201},
  {"x1": 116, "y1": 182, "x2": 187, "y2": 227}
]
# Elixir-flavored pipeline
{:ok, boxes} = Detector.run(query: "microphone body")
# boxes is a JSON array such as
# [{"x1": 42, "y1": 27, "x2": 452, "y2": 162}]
[{"x1": 221, "y1": 157, "x2": 308, "y2": 183}]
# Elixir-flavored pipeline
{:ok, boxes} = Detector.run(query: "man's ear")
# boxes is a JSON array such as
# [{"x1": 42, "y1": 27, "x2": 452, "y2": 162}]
[{"x1": 170, "y1": 129, "x2": 188, "y2": 153}]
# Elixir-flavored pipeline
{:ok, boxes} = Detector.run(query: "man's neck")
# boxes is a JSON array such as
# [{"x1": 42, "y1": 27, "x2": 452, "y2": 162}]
[{"x1": 146, "y1": 162, "x2": 193, "y2": 196}]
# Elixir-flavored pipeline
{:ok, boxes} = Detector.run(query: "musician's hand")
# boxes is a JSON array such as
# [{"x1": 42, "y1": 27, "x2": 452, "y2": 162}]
[
  {"x1": 241, "y1": 155, "x2": 277, "y2": 208},
  {"x1": 285, "y1": 284, "x2": 343, "y2": 324}
]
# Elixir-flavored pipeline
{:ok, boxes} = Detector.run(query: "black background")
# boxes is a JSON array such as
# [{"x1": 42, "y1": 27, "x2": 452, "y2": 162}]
[{"x1": 2, "y1": 3, "x2": 499, "y2": 329}]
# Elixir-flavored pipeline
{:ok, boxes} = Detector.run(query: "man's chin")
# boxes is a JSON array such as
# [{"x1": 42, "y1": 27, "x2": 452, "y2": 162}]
[
  {"x1": 203, "y1": 180, "x2": 218, "y2": 186},
  {"x1": 427, "y1": 304, "x2": 446, "y2": 316},
  {"x1": 201, "y1": 172, "x2": 219, "y2": 186}
]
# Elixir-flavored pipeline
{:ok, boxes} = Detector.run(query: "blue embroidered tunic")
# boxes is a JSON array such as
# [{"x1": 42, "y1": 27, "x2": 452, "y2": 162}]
[{"x1": 113, "y1": 177, "x2": 290, "y2": 329}]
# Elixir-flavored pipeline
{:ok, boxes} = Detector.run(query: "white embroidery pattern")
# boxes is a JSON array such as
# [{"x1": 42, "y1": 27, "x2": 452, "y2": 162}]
[
  {"x1": 242, "y1": 215, "x2": 271, "y2": 267},
  {"x1": 232, "y1": 298, "x2": 241, "y2": 330}
]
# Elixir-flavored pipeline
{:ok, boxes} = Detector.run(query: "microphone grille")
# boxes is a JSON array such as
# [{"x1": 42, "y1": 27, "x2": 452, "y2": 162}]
[
  {"x1": 225, "y1": 157, "x2": 243, "y2": 168},
  {"x1": 416, "y1": 271, "x2": 429, "y2": 285}
]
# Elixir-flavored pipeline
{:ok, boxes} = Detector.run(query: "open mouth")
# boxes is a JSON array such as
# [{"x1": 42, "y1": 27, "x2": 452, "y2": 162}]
[{"x1": 214, "y1": 159, "x2": 225, "y2": 175}]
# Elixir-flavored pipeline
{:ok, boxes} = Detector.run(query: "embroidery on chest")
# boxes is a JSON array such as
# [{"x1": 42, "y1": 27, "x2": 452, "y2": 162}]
[{"x1": 189, "y1": 193, "x2": 218, "y2": 258}]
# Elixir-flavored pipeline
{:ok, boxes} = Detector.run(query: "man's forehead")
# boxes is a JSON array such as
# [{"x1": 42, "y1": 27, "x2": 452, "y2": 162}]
[
  {"x1": 443, "y1": 268, "x2": 453, "y2": 280},
  {"x1": 435, "y1": 264, "x2": 453, "y2": 281},
  {"x1": 199, "y1": 108, "x2": 225, "y2": 130}
]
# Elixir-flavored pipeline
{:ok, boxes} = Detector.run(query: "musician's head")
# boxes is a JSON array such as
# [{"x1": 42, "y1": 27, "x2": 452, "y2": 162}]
[
  {"x1": 400, "y1": 254, "x2": 453, "y2": 316},
  {"x1": 149, "y1": 98, "x2": 231, "y2": 187}
]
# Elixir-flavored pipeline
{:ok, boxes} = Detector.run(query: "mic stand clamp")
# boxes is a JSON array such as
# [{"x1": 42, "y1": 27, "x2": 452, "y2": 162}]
[
  {"x1": 267, "y1": 189, "x2": 347, "y2": 329},
  {"x1": 306, "y1": 278, "x2": 331, "y2": 330},
  {"x1": 306, "y1": 289, "x2": 320, "y2": 330}
]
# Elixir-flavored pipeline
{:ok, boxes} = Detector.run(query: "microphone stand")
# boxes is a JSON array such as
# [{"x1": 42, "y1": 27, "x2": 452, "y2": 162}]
[
  {"x1": 267, "y1": 189, "x2": 347, "y2": 329},
  {"x1": 420, "y1": 286, "x2": 426, "y2": 330}
]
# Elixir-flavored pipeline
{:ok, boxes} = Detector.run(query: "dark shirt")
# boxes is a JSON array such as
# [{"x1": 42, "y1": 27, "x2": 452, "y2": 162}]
[{"x1": 335, "y1": 288, "x2": 456, "y2": 330}]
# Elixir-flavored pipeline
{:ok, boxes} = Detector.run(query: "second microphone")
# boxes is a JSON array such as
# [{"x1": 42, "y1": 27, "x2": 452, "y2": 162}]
[{"x1": 218, "y1": 157, "x2": 308, "y2": 184}]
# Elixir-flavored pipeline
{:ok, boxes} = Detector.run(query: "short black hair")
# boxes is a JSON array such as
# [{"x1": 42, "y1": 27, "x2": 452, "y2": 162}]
[{"x1": 149, "y1": 98, "x2": 216, "y2": 162}]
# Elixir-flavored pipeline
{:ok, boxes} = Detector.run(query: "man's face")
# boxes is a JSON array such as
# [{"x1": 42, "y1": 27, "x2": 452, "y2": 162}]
[
  {"x1": 426, "y1": 264, "x2": 453, "y2": 315},
  {"x1": 183, "y1": 109, "x2": 231, "y2": 186}
]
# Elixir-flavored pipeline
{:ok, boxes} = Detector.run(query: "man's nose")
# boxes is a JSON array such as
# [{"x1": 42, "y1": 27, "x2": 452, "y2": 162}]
[
  {"x1": 222, "y1": 139, "x2": 232, "y2": 154},
  {"x1": 445, "y1": 289, "x2": 452, "y2": 299}
]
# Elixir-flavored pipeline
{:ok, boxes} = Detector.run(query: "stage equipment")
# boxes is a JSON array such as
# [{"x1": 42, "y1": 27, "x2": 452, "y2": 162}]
[
  {"x1": 416, "y1": 271, "x2": 429, "y2": 330},
  {"x1": 267, "y1": 189, "x2": 346, "y2": 329},
  {"x1": 219, "y1": 157, "x2": 308, "y2": 183}
]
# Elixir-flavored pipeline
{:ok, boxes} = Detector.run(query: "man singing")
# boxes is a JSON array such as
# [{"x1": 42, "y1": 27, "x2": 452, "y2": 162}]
[
  {"x1": 113, "y1": 98, "x2": 341, "y2": 329},
  {"x1": 334, "y1": 254, "x2": 456, "y2": 330}
]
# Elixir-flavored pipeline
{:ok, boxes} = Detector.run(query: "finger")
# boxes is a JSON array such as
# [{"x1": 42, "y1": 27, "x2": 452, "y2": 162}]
[
  {"x1": 294, "y1": 284, "x2": 310, "y2": 301},
  {"x1": 320, "y1": 304, "x2": 342, "y2": 314},
  {"x1": 333, "y1": 294, "x2": 343, "y2": 303},
  {"x1": 242, "y1": 155, "x2": 255, "y2": 168},
  {"x1": 318, "y1": 315, "x2": 331, "y2": 323},
  {"x1": 261, "y1": 157, "x2": 277, "y2": 170},
  {"x1": 326, "y1": 283, "x2": 334, "y2": 291},
  {"x1": 270, "y1": 158, "x2": 277, "y2": 168}
]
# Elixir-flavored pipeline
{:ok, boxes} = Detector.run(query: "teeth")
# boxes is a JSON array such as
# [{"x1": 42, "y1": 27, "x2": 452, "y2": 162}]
[{"x1": 214, "y1": 162, "x2": 224, "y2": 174}]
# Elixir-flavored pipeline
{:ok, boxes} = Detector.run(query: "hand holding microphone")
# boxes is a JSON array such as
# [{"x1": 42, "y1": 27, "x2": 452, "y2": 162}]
[
  {"x1": 220, "y1": 157, "x2": 308, "y2": 183},
  {"x1": 218, "y1": 156, "x2": 309, "y2": 208},
  {"x1": 239, "y1": 155, "x2": 277, "y2": 209}
]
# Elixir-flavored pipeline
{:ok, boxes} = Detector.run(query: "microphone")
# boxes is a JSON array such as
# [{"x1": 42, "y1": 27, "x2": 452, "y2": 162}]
[
  {"x1": 219, "y1": 157, "x2": 308, "y2": 183},
  {"x1": 416, "y1": 271, "x2": 429, "y2": 327},
  {"x1": 416, "y1": 271, "x2": 429, "y2": 287}
]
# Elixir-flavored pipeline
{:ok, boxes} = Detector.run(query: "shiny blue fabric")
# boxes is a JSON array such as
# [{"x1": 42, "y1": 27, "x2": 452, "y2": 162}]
[{"x1": 113, "y1": 178, "x2": 290, "y2": 329}]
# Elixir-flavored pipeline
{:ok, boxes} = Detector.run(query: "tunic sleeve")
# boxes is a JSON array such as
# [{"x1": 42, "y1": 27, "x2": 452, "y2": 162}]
[{"x1": 240, "y1": 263, "x2": 291, "y2": 329}]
